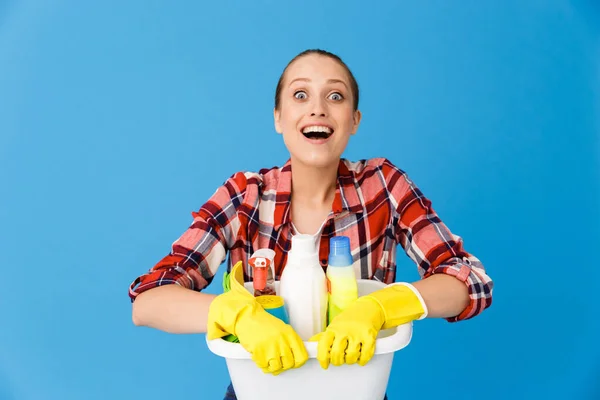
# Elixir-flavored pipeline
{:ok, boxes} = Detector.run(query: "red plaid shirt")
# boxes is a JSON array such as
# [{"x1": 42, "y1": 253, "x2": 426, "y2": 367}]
[{"x1": 128, "y1": 158, "x2": 493, "y2": 322}]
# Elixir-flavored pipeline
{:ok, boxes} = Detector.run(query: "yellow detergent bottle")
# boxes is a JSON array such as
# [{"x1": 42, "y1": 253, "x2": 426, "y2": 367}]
[{"x1": 326, "y1": 236, "x2": 358, "y2": 324}]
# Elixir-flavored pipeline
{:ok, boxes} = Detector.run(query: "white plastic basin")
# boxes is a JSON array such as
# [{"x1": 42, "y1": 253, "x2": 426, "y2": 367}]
[{"x1": 206, "y1": 280, "x2": 413, "y2": 400}]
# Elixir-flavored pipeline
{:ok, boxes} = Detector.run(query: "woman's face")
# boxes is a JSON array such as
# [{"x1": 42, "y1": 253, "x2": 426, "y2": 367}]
[{"x1": 274, "y1": 54, "x2": 361, "y2": 169}]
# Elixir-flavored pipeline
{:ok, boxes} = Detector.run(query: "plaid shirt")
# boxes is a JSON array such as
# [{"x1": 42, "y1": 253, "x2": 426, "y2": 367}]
[{"x1": 128, "y1": 157, "x2": 493, "y2": 322}]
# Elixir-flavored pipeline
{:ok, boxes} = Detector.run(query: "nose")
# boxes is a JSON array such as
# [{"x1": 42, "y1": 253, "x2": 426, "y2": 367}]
[{"x1": 310, "y1": 97, "x2": 327, "y2": 117}]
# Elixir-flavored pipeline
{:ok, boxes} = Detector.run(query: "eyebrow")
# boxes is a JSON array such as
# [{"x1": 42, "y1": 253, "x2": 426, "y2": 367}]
[{"x1": 289, "y1": 77, "x2": 349, "y2": 89}]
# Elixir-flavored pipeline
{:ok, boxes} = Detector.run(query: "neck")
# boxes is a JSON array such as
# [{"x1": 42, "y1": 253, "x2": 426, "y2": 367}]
[{"x1": 290, "y1": 158, "x2": 339, "y2": 207}]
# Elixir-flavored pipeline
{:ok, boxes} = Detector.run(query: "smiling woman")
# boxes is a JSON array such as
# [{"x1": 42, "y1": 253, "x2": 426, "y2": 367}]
[
  {"x1": 274, "y1": 49, "x2": 361, "y2": 175},
  {"x1": 128, "y1": 49, "x2": 494, "y2": 400}
]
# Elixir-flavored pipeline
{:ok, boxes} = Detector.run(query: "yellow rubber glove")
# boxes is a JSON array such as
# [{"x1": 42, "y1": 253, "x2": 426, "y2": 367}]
[
  {"x1": 309, "y1": 282, "x2": 428, "y2": 369},
  {"x1": 207, "y1": 261, "x2": 308, "y2": 375}
]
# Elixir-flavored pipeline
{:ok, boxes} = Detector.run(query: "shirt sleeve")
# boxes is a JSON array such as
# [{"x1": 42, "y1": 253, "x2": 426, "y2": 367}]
[
  {"x1": 128, "y1": 171, "x2": 249, "y2": 302},
  {"x1": 383, "y1": 160, "x2": 494, "y2": 322}
]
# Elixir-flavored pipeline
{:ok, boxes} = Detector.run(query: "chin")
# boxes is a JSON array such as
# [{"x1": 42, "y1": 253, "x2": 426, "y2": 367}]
[{"x1": 293, "y1": 152, "x2": 341, "y2": 169}]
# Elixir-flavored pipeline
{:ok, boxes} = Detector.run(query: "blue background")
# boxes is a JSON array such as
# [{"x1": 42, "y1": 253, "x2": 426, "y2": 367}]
[{"x1": 1, "y1": 1, "x2": 598, "y2": 399}]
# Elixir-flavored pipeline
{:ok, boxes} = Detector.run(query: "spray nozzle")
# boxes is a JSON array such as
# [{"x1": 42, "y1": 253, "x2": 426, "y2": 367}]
[
  {"x1": 249, "y1": 249, "x2": 276, "y2": 291},
  {"x1": 249, "y1": 256, "x2": 269, "y2": 290}
]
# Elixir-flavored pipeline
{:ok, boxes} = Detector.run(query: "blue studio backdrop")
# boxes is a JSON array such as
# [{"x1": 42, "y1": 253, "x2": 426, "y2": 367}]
[{"x1": 1, "y1": 1, "x2": 598, "y2": 399}]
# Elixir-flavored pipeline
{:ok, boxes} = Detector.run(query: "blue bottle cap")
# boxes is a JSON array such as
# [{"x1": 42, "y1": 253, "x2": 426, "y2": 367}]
[{"x1": 328, "y1": 236, "x2": 353, "y2": 267}]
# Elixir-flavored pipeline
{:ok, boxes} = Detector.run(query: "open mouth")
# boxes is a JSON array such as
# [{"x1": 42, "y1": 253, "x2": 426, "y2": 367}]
[{"x1": 301, "y1": 125, "x2": 334, "y2": 140}]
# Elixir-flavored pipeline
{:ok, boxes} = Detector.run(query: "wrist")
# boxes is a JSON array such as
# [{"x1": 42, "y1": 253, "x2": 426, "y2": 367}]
[
  {"x1": 365, "y1": 283, "x2": 428, "y2": 329},
  {"x1": 388, "y1": 282, "x2": 429, "y2": 320}
]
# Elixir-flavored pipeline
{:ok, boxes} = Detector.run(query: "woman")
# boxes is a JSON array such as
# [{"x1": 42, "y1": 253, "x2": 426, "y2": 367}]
[{"x1": 128, "y1": 49, "x2": 494, "y2": 398}]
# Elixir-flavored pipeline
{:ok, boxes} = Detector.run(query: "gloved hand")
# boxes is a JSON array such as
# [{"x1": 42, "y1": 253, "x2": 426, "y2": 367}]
[
  {"x1": 207, "y1": 261, "x2": 308, "y2": 375},
  {"x1": 309, "y1": 282, "x2": 428, "y2": 369}
]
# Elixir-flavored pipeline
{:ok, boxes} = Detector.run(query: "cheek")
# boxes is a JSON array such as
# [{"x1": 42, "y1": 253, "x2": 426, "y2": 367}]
[
  {"x1": 280, "y1": 109, "x2": 302, "y2": 129},
  {"x1": 334, "y1": 109, "x2": 356, "y2": 129}
]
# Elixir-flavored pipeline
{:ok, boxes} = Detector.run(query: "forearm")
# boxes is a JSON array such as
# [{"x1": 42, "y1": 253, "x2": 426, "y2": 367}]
[
  {"x1": 132, "y1": 284, "x2": 216, "y2": 334},
  {"x1": 411, "y1": 273, "x2": 470, "y2": 319}
]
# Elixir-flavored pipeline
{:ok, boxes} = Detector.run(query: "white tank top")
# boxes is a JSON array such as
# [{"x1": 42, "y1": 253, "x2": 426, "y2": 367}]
[{"x1": 291, "y1": 216, "x2": 328, "y2": 250}]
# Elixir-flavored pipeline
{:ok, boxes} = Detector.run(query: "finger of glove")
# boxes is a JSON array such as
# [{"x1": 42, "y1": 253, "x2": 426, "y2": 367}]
[
  {"x1": 316, "y1": 330, "x2": 336, "y2": 370},
  {"x1": 330, "y1": 335, "x2": 349, "y2": 367},
  {"x1": 279, "y1": 339, "x2": 296, "y2": 371},
  {"x1": 357, "y1": 335, "x2": 376, "y2": 366},
  {"x1": 266, "y1": 357, "x2": 284, "y2": 374},
  {"x1": 251, "y1": 349, "x2": 270, "y2": 370},
  {"x1": 270, "y1": 368, "x2": 283, "y2": 376},
  {"x1": 288, "y1": 331, "x2": 309, "y2": 368},
  {"x1": 344, "y1": 338, "x2": 362, "y2": 365},
  {"x1": 308, "y1": 332, "x2": 323, "y2": 342},
  {"x1": 261, "y1": 367, "x2": 283, "y2": 376}
]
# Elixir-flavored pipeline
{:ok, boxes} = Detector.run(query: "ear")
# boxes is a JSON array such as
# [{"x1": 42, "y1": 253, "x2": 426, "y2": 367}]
[
  {"x1": 350, "y1": 110, "x2": 362, "y2": 135},
  {"x1": 274, "y1": 108, "x2": 282, "y2": 134}
]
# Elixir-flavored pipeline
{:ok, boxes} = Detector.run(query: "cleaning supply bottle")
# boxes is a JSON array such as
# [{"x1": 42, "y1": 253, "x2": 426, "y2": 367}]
[
  {"x1": 249, "y1": 249, "x2": 289, "y2": 323},
  {"x1": 326, "y1": 236, "x2": 358, "y2": 324},
  {"x1": 279, "y1": 234, "x2": 328, "y2": 341},
  {"x1": 255, "y1": 295, "x2": 290, "y2": 324},
  {"x1": 249, "y1": 249, "x2": 277, "y2": 297}
]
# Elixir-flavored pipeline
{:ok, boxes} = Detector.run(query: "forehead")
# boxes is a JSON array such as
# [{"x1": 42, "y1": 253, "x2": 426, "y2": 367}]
[{"x1": 284, "y1": 54, "x2": 350, "y2": 85}]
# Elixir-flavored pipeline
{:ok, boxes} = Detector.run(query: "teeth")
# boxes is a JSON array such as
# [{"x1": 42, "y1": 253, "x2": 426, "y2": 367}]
[{"x1": 302, "y1": 125, "x2": 332, "y2": 134}]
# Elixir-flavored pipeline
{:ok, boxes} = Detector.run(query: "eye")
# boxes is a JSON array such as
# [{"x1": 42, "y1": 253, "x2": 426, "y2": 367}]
[
  {"x1": 329, "y1": 92, "x2": 343, "y2": 101},
  {"x1": 294, "y1": 91, "x2": 307, "y2": 100}
]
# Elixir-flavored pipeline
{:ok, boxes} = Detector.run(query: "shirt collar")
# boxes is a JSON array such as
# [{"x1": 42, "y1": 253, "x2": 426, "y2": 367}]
[{"x1": 273, "y1": 158, "x2": 363, "y2": 230}]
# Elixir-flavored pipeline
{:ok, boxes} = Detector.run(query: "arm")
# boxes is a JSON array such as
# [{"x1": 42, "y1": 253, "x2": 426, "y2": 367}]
[
  {"x1": 132, "y1": 285, "x2": 216, "y2": 334},
  {"x1": 385, "y1": 160, "x2": 493, "y2": 322},
  {"x1": 411, "y1": 273, "x2": 469, "y2": 319},
  {"x1": 309, "y1": 162, "x2": 493, "y2": 369},
  {"x1": 129, "y1": 172, "x2": 249, "y2": 333}
]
